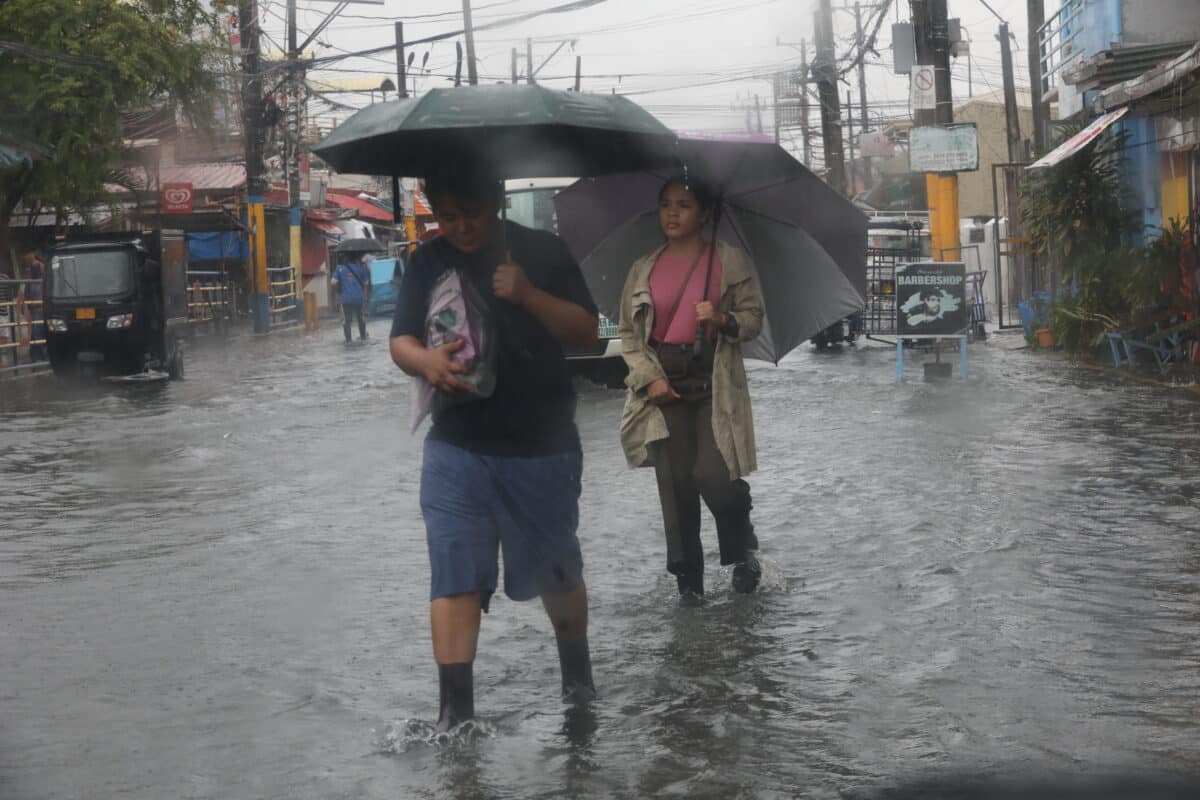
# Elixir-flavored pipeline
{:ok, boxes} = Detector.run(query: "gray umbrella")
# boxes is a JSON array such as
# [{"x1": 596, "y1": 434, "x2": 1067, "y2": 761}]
[
  {"x1": 554, "y1": 138, "x2": 868, "y2": 363},
  {"x1": 335, "y1": 237, "x2": 387, "y2": 254}
]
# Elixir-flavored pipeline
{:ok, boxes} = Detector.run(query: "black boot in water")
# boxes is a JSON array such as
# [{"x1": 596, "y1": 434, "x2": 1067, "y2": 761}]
[
  {"x1": 675, "y1": 569, "x2": 705, "y2": 603},
  {"x1": 436, "y1": 662, "x2": 474, "y2": 732},
  {"x1": 556, "y1": 636, "x2": 596, "y2": 704},
  {"x1": 731, "y1": 554, "x2": 762, "y2": 594}
]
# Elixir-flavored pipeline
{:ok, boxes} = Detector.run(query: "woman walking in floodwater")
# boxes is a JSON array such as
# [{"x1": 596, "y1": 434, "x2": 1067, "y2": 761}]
[{"x1": 617, "y1": 177, "x2": 765, "y2": 600}]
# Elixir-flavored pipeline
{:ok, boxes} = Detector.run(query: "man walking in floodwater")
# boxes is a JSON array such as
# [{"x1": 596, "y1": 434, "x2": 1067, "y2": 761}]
[
  {"x1": 388, "y1": 164, "x2": 600, "y2": 731},
  {"x1": 333, "y1": 254, "x2": 371, "y2": 342}
]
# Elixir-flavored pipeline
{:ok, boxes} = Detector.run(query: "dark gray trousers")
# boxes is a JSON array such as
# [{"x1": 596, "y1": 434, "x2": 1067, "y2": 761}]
[{"x1": 650, "y1": 342, "x2": 756, "y2": 583}]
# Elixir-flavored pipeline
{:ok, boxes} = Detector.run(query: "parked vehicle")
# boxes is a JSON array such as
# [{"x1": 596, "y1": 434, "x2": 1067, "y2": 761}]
[
  {"x1": 43, "y1": 230, "x2": 187, "y2": 381},
  {"x1": 505, "y1": 177, "x2": 626, "y2": 387}
]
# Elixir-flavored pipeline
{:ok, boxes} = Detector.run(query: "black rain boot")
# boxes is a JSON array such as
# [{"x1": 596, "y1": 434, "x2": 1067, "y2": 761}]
[
  {"x1": 731, "y1": 553, "x2": 762, "y2": 594},
  {"x1": 675, "y1": 569, "x2": 705, "y2": 604},
  {"x1": 436, "y1": 662, "x2": 474, "y2": 732},
  {"x1": 556, "y1": 636, "x2": 596, "y2": 704}
]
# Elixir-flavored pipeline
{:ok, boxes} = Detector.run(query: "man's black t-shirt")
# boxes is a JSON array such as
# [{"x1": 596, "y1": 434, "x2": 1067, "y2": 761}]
[{"x1": 391, "y1": 221, "x2": 598, "y2": 456}]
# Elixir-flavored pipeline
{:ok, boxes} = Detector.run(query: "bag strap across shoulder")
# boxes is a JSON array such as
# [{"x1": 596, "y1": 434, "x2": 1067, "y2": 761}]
[{"x1": 656, "y1": 244, "x2": 709, "y2": 342}]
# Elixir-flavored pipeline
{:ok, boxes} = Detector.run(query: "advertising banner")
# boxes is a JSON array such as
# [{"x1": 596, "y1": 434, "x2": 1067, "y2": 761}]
[
  {"x1": 162, "y1": 183, "x2": 194, "y2": 215},
  {"x1": 896, "y1": 261, "x2": 967, "y2": 336}
]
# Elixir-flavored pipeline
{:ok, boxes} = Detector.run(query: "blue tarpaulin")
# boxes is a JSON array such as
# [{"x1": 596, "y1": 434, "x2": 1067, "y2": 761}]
[
  {"x1": 367, "y1": 258, "x2": 399, "y2": 316},
  {"x1": 187, "y1": 231, "x2": 247, "y2": 261}
]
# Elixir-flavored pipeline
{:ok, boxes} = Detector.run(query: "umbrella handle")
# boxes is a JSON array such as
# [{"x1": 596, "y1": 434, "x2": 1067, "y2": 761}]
[{"x1": 693, "y1": 201, "x2": 722, "y2": 351}]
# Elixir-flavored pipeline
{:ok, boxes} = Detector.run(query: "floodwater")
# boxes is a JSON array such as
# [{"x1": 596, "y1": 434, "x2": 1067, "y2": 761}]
[{"x1": 2, "y1": 321, "x2": 1199, "y2": 800}]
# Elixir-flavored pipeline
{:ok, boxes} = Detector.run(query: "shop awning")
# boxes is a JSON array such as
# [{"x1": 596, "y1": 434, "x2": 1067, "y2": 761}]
[
  {"x1": 324, "y1": 192, "x2": 394, "y2": 223},
  {"x1": 305, "y1": 216, "x2": 344, "y2": 238},
  {"x1": 1028, "y1": 108, "x2": 1129, "y2": 169}
]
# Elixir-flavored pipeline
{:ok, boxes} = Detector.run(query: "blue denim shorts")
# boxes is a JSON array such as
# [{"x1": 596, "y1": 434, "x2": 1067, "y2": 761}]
[{"x1": 420, "y1": 439, "x2": 584, "y2": 611}]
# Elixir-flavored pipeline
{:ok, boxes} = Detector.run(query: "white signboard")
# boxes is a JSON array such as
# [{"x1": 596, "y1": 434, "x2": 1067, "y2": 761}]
[
  {"x1": 910, "y1": 124, "x2": 979, "y2": 173},
  {"x1": 911, "y1": 65, "x2": 936, "y2": 111},
  {"x1": 860, "y1": 131, "x2": 895, "y2": 158}
]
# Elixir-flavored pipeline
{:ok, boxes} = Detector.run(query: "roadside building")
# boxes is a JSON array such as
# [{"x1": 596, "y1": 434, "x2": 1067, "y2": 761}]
[
  {"x1": 1039, "y1": 0, "x2": 1200, "y2": 236},
  {"x1": 952, "y1": 89, "x2": 1035, "y2": 220}
]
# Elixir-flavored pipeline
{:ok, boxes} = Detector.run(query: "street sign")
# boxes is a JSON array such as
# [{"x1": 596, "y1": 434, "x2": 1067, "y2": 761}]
[
  {"x1": 896, "y1": 261, "x2": 967, "y2": 336},
  {"x1": 909, "y1": 124, "x2": 979, "y2": 173},
  {"x1": 161, "y1": 183, "x2": 194, "y2": 215},
  {"x1": 911, "y1": 65, "x2": 936, "y2": 110}
]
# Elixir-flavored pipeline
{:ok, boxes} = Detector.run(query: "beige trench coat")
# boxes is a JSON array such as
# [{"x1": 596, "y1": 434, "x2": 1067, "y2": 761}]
[{"x1": 617, "y1": 240, "x2": 764, "y2": 481}]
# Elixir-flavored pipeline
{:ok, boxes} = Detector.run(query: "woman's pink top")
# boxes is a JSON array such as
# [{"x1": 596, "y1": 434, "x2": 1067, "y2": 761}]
[{"x1": 649, "y1": 246, "x2": 723, "y2": 344}]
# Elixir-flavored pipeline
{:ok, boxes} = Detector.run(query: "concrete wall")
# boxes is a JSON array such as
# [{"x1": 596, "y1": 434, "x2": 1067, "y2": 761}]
[
  {"x1": 952, "y1": 99, "x2": 1035, "y2": 219},
  {"x1": 1118, "y1": 116, "x2": 1164, "y2": 241},
  {"x1": 1121, "y1": 0, "x2": 1200, "y2": 48}
]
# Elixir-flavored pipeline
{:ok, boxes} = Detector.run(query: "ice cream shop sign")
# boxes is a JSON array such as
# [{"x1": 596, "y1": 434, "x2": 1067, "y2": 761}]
[{"x1": 162, "y1": 183, "x2": 194, "y2": 214}]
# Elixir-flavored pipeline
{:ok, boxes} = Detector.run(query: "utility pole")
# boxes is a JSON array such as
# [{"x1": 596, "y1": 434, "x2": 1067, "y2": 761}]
[
  {"x1": 755, "y1": 95, "x2": 764, "y2": 135},
  {"x1": 395, "y1": 22, "x2": 407, "y2": 98},
  {"x1": 854, "y1": 2, "x2": 869, "y2": 133},
  {"x1": 801, "y1": 39, "x2": 811, "y2": 167},
  {"x1": 1027, "y1": 0, "x2": 1049, "y2": 153},
  {"x1": 846, "y1": 90, "x2": 857, "y2": 195},
  {"x1": 911, "y1": 0, "x2": 959, "y2": 261},
  {"x1": 814, "y1": 0, "x2": 845, "y2": 194},
  {"x1": 239, "y1": 0, "x2": 269, "y2": 333},
  {"x1": 526, "y1": 39, "x2": 534, "y2": 85},
  {"x1": 574, "y1": 56, "x2": 582, "y2": 91},
  {"x1": 998, "y1": 23, "x2": 1022, "y2": 163},
  {"x1": 285, "y1": 0, "x2": 304, "y2": 326},
  {"x1": 462, "y1": 0, "x2": 478, "y2": 85},
  {"x1": 512, "y1": 48, "x2": 518, "y2": 83}
]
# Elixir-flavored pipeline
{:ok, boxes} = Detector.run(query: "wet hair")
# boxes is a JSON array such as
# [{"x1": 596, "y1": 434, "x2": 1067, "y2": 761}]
[
  {"x1": 658, "y1": 175, "x2": 716, "y2": 211},
  {"x1": 423, "y1": 162, "x2": 502, "y2": 212}
]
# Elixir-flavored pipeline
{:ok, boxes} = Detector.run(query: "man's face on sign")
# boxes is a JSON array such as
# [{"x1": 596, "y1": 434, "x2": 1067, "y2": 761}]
[{"x1": 924, "y1": 292, "x2": 941, "y2": 315}]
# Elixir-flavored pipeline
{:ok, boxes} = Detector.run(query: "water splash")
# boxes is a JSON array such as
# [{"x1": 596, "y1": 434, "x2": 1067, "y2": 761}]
[{"x1": 377, "y1": 717, "x2": 497, "y2": 753}]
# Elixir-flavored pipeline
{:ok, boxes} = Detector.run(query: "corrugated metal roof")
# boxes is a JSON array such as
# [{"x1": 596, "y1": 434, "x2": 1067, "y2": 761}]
[
  {"x1": 1100, "y1": 42, "x2": 1200, "y2": 110},
  {"x1": 107, "y1": 162, "x2": 246, "y2": 194},
  {"x1": 160, "y1": 162, "x2": 246, "y2": 190},
  {"x1": 1063, "y1": 42, "x2": 1195, "y2": 92}
]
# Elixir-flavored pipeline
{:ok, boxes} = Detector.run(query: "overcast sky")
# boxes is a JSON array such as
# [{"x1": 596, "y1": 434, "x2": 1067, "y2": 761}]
[{"x1": 266, "y1": 0, "x2": 1042, "y2": 162}]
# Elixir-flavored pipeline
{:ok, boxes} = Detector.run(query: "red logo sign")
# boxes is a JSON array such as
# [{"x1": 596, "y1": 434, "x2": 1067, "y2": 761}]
[{"x1": 162, "y1": 183, "x2": 193, "y2": 214}]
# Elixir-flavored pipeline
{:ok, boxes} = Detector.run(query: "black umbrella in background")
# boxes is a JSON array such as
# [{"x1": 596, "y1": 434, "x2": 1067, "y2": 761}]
[
  {"x1": 553, "y1": 138, "x2": 868, "y2": 363},
  {"x1": 334, "y1": 237, "x2": 387, "y2": 254}
]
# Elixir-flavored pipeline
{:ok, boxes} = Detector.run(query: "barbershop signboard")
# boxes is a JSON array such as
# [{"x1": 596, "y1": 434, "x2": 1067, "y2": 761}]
[{"x1": 896, "y1": 261, "x2": 967, "y2": 336}]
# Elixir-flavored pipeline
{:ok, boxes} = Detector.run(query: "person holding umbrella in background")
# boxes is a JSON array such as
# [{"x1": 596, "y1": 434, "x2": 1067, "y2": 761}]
[
  {"x1": 332, "y1": 252, "x2": 371, "y2": 343},
  {"x1": 617, "y1": 176, "x2": 765, "y2": 600}
]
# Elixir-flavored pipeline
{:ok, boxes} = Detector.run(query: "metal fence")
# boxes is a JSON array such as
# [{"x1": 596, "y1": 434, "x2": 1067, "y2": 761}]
[
  {"x1": 268, "y1": 266, "x2": 303, "y2": 329},
  {"x1": 186, "y1": 270, "x2": 237, "y2": 327},
  {"x1": 0, "y1": 278, "x2": 49, "y2": 377}
]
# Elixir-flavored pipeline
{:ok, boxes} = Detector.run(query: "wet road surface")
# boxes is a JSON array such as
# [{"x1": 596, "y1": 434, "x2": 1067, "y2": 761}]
[{"x1": 2, "y1": 319, "x2": 1199, "y2": 799}]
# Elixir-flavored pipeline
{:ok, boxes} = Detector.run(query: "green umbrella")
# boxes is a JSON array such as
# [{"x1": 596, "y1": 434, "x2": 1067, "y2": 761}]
[{"x1": 312, "y1": 84, "x2": 677, "y2": 179}]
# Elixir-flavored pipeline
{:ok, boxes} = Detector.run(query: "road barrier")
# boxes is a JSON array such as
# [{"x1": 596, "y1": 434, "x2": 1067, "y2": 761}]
[
  {"x1": 268, "y1": 266, "x2": 303, "y2": 330},
  {"x1": 0, "y1": 278, "x2": 49, "y2": 377},
  {"x1": 186, "y1": 270, "x2": 236, "y2": 329}
]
